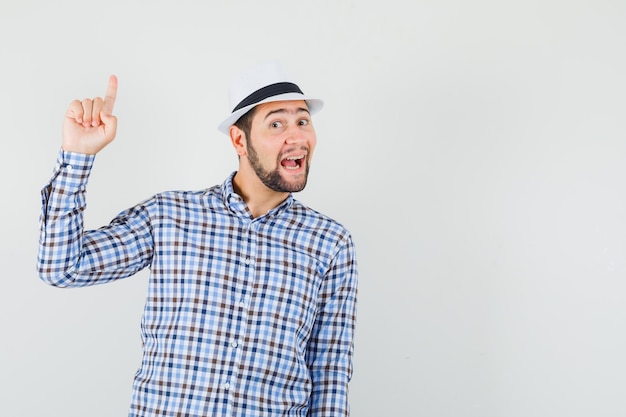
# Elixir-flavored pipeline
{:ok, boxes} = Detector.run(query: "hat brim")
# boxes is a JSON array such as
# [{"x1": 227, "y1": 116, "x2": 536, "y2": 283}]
[{"x1": 218, "y1": 92, "x2": 323, "y2": 134}]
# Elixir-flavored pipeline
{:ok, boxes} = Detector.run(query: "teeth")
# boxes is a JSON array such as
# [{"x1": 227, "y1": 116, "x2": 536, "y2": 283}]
[{"x1": 285, "y1": 155, "x2": 304, "y2": 160}]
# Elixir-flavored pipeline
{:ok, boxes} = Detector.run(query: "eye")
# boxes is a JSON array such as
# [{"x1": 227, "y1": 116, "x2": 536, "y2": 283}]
[
  {"x1": 298, "y1": 118, "x2": 309, "y2": 126},
  {"x1": 270, "y1": 121, "x2": 283, "y2": 128}
]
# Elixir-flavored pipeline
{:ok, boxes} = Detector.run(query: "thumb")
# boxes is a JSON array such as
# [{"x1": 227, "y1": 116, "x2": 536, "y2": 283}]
[{"x1": 100, "y1": 111, "x2": 118, "y2": 143}]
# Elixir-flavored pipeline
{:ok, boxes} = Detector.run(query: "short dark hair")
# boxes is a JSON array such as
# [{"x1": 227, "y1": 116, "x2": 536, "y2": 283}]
[{"x1": 233, "y1": 106, "x2": 258, "y2": 140}]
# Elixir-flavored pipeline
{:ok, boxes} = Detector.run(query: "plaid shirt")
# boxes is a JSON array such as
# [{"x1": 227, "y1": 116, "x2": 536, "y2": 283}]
[{"x1": 38, "y1": 150, "x2": 358, "y2": 417}]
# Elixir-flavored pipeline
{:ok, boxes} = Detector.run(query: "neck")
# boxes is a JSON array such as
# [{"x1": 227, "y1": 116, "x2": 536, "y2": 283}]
[{"x1": 232, "y1": 167, "x2": 289, "y2": 218}]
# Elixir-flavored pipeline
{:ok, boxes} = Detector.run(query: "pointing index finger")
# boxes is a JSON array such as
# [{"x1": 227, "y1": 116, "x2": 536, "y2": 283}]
[{"x1": 103, "y1": 74, "x2": 118, "y2": 115}]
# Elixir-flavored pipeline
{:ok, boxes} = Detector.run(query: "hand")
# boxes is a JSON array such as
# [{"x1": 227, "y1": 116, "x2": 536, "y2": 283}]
[{"x1": 62, "y1": 75, "x2": 118, "y2": 155}]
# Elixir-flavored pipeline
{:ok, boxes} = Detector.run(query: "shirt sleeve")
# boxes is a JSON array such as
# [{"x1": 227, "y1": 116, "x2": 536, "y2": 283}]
[
  {"x1": 306, "y1": 233, "x2": 358, "y2": 417},
  {"x1": 37, "y1": 149, "x2": 154, "y2": 288}
]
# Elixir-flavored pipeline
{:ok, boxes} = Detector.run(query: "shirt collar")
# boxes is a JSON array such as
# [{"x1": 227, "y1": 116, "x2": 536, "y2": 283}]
[{"x1": 220, "y1": 171, "x2": 294, "y2": 219}]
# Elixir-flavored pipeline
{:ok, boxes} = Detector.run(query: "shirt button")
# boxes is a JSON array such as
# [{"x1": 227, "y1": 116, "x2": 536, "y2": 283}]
[
  {"x1": 66, "y1": 165, "x2": 73, "y2": 172},
  {"x1": 223, "y1": 382, "x2": 230, "y2": 389},
  {"x1": 244, "y1": 258, "x2": 251, "y2": 265},
  {"x1": 231, "y1": 340, "x2": 238, "y2": 348}
]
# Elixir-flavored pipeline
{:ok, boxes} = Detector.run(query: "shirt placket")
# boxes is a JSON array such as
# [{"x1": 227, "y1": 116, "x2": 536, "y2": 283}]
[{"x1": 223, "y1": 218, "x2": 259, "y2": 416}]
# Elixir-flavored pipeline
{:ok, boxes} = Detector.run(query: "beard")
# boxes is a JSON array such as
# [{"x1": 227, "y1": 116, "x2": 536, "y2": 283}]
[{"x1": 246, "y1": 138, "x2": 309, "y2": 193}]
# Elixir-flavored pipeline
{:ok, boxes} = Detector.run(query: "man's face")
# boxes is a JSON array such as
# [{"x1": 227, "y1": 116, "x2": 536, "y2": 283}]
[{"x1": 245, "y1": 100, "x2": 317, "y2": 193}]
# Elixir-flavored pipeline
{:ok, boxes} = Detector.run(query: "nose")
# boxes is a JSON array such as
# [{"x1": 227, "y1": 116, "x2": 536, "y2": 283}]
[{"x1": 285, "y1": 124, "x2": 305, "y2": 145}]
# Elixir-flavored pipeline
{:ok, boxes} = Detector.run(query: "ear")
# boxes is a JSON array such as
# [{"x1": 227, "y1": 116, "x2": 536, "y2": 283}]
[{"x1": 229, "y1": 125, "x2": 247, "y2": 156}]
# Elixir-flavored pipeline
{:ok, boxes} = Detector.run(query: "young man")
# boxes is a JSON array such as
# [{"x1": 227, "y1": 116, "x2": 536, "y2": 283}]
[{"x1": 37, "y1": 61, "x2": 358, "y2": 416}]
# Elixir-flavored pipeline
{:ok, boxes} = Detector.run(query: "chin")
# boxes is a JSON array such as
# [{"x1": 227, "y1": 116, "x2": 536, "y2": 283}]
[
  {"x1": 288, "y1": 182, "x2": 307, "y2": 193},
  {"x1": 281, "y1": 171, "x2": 308, "y2": 192}
]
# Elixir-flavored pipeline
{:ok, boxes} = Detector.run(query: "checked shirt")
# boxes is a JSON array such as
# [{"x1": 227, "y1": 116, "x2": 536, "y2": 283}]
[{"x1": 37, "y1": 150, "x2": 358, "y2": 417}]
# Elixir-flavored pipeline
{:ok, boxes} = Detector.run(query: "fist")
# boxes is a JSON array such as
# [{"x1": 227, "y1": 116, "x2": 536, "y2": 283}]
[{"x1": 62, "y1": 75, "x2": 118, "y2": 155}]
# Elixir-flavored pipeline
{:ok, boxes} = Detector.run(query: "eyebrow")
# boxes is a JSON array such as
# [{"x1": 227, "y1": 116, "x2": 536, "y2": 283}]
[{"x1": 263, "y1": 107, "x2": 310, "y2": 121}]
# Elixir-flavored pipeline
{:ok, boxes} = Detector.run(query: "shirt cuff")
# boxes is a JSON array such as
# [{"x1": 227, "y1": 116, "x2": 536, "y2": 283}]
[{"x1": 55, "y1": 148, "x2": 96, "y2": 173}]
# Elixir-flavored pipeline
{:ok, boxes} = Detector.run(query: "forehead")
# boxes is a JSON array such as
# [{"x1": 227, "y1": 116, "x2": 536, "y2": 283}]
[{"x1": 254, "y1": 100, "x2": 309, "y2": 118}]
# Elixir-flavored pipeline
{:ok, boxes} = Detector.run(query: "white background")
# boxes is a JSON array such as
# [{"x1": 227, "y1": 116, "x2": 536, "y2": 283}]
[{"x1": 2, "y1": 0, "x2": 626, "y2": 416}]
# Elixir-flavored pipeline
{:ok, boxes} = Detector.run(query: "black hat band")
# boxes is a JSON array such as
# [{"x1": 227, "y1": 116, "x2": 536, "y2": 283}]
[{"x1": 232, "y1": 82, "x2": 304, "y2": 112}]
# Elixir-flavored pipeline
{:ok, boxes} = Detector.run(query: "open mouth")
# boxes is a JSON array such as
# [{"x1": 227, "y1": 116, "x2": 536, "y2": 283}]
[{"x1": 280, "y1": 154, "x2": 306, "y2": 170}]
